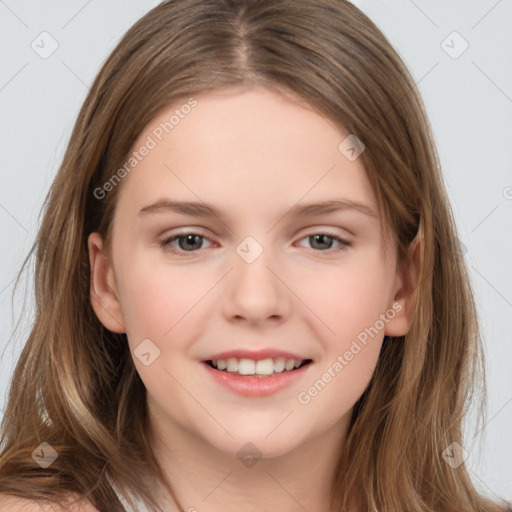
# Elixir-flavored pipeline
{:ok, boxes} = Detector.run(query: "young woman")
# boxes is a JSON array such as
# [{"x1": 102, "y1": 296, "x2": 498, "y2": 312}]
[{"x1": 0, "y1": 1, "x2": 510, "y2": 511}]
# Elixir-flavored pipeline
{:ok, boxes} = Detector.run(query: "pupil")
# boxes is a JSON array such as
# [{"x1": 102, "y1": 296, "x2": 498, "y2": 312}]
[
  {"x1": 179, "y1": 234, "x2": 202, "y2": 251},
  {"x1": 311, "y1": 234, "x2": 332, "y2": 250}
]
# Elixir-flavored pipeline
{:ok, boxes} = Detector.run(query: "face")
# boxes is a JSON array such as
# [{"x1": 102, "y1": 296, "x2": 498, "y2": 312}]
[{"x1": 89, "y1": 86, "x2": 413, "y2": 460}]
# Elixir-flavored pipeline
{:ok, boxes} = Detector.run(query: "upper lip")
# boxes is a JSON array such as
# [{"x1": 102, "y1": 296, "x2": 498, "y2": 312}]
[{"x1": 203, "y1": 349, "x2": 312, "y2": 362}]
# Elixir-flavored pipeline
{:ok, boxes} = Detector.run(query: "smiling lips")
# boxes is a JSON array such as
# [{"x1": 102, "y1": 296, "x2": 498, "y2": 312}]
[
  {"x1": 202, "y1": 358, "x2": 313, "y2": 397},
  {"x1": 203, "y1": 349, "x2": 313, "y2": 377},
  {"x1": 201, "y1": 348, "x2": 313, "y2": 396}
]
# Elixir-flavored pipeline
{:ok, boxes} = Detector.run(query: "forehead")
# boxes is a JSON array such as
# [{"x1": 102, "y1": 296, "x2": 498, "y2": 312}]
[{"x1": 115, "y1": 86, "x2": 378, "y2": 223}]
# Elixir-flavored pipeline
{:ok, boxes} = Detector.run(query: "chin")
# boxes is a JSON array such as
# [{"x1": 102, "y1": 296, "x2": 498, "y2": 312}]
[{"x1": 206, "y1": 425, "x2": 308, "y2": 461}]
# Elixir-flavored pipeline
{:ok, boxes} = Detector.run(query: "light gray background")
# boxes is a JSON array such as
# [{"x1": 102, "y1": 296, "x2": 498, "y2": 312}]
[{"x1": 1, "y1": 0, "x2": 511, "y2": 503}]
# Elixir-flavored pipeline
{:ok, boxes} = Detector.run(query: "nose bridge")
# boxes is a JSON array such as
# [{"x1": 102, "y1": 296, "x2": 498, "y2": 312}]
[
  {"x1": 234, "y1": 233, "x2": 279, "y2": 292},
  {"x1": 223, "y1": 233, "x2": 289, "y2": 321}
]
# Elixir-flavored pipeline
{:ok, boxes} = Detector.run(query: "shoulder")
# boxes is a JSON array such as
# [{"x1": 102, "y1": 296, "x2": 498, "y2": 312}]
[{"x1": 0, "y1": 493, "x2": 99, "y2": 511}]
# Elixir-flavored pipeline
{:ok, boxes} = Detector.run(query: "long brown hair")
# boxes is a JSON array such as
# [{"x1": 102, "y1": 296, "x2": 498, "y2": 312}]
[{"x1": 0, "y1": 1, "x2": 510, "y2": 511}]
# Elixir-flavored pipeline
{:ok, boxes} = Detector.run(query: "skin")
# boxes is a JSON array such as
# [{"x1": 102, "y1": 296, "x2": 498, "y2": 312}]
[{"x1": 89, "y1": 85, "x2": 419, "y2": 512}]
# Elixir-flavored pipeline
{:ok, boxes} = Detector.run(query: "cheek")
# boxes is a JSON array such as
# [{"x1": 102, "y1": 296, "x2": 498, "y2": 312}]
[
  {"x1": 293, "y1": 253, "x2": 393, "y2": 345},
  {"x1": 114, "y1": 253, "x2": 209, "y2": 340},
  {"x1": 294, "y1": 260, "x2": 389, "y2": 414},
  {"x1": 115, "y1": 259, "x2": 209, "y2": 387}
]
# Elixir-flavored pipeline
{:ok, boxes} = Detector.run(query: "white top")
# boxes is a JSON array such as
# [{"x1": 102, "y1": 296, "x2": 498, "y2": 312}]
[
  {"x1": 108, "y1": 474, "x2": 178, "y2": 511},
  {"x1": 110, "y1": 478, "x2": 153, "y2": 512}
]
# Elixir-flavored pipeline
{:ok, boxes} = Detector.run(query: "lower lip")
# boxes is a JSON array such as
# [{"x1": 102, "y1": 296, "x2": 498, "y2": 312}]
[{"x1": 201, "y1": 361, "x2": 313, "y2": 397}]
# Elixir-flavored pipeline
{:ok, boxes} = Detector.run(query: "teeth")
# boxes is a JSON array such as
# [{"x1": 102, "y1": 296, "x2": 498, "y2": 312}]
[
  {"x1": 255, "y1": 359, "x2": 274, "y2": 375},
  {"x1": 238, "y1": 359, "x2": 255, "y2": 375},
  {"x1": 273, "y1": 358, "x2": 286, "y2": 372},
  {"x1": 226, "y1": 358, "x2": 238, "y2": 372},
  {"x1": 210, "y1": 357, "x2": 308, "y2": 376}
]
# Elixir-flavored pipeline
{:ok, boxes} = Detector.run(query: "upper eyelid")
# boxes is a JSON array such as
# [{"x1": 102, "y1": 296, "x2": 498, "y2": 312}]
[{"x1": 160, "y1": 227, "x2": 350, "y2": 238}]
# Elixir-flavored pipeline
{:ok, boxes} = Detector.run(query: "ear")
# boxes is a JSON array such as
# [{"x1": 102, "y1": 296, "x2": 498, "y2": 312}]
[
  {"x1": 87, "y1": 232, "x2": 126, "y2": 333},
  {"x1": 384, "y1": 234, "x2": 422, "y2": 337}
]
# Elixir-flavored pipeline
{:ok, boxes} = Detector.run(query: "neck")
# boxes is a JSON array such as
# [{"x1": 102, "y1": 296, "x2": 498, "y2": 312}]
[{"x1": 145, "y1": 400, "x2": 358, "y2": 512}]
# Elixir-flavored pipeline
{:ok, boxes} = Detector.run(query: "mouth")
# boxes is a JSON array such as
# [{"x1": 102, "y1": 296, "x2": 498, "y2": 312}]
[
  {"x1": 203, "y1": 357, "x2": 314, "y2": 378},
  {"x1": 201, "y1": 354, "x2": 314, "y2": 397}
]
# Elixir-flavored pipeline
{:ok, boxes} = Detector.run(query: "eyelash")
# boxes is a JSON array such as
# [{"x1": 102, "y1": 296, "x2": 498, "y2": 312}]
[{"x1": 159, "y1": 230, "x2": 352, "y2": 257}]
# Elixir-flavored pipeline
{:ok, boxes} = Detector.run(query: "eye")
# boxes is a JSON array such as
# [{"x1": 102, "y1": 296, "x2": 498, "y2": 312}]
[
  {"x1": 159, "y1": 230, "x2": 352, "y2": 257},
  {"x1": 160, "y1": 231, "x2": 214, "y2": 256},
  {"x1": 296, "y1": 232, "x2": 352, "y2": 254}
]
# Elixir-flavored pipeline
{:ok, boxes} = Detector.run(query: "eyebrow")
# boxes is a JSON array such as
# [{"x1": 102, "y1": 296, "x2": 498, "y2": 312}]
[{"x1": 138, "y1": 198, "x2": 378, "y2": 219}]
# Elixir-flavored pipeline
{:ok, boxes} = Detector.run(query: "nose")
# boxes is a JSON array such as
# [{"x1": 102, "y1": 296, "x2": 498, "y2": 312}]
[{"x1": 222, "y1": 242, "x2": 292, "y2": 326}]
